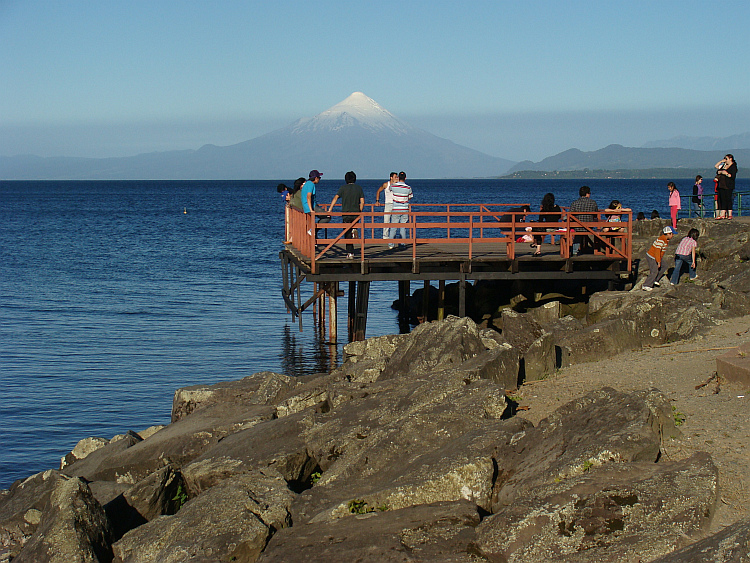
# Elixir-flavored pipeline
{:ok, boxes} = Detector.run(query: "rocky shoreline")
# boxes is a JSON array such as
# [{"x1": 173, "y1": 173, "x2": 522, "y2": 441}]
[{"x1": 2, "y1": 217, "x2": 750, "y2": 562}]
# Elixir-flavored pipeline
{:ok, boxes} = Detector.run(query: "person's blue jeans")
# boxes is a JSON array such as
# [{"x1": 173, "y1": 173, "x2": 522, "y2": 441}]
[
  {"x1": 391, "y1": 213, "x2": 409, "y2": 241},
  {"x1": 671, "y1": 253, "x2": 696, "y2": 284}
]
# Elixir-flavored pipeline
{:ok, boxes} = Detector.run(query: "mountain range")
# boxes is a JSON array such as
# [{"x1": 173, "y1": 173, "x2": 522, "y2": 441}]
[
  {"x1": 2, "y1": 93, "x2": 749, "y2": 180},
  {"x1": 509, "y1": 144, "x2": 750, "y2": 176},
  {"x1": 641, "y1": 132, "x2": 750, "y2": 151},
  {"x1": 0, "y1": 93, "x2": 515, "y2": 180}
]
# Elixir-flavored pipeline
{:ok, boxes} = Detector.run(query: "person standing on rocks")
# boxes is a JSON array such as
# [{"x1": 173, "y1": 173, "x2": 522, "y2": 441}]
[
  {"x1": 643, "y1": 226, "x2": 676, "y2": 291},
  {"x1": 375, "y1": 172, "x2": 398, "y2": 242},
  {"x1": 328, "y1": 171, "x2": 365, "y2": 259},
  {"x1": 667, "y1": 182, "x2": 681, "y2": 230},
  {"x1": 715, "y1": 154, "x2": 738, "y2": 220},
  {"x1": 388, "y1": 171, "x2": 413, "y2": 248},
  {"x1": 670, "y1": 227, "x2": 700, "y2": 285}
]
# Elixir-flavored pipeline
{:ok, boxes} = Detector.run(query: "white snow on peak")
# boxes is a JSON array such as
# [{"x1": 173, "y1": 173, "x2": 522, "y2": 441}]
[{"x1": 292, "y1": 92, "x2": 410, "y2": 135}]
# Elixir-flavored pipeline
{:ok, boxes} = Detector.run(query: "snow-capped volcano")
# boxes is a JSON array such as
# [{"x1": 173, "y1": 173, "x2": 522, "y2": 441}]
[
  {"x1": 0, "y1": 93, "x2": 517, "y2": 179},
  {"x1": 292, "y1": 92, "x2": 410, "y2": 135}
]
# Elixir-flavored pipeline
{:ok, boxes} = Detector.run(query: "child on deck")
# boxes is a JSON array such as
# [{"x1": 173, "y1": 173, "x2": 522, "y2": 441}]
[
  {"x1": 643, "y1": 226, "x2": 676, "y2": 291},
  {"x1": 670, "y1": 228, "x2": 700, "y2": 285},
  {"x1": 668, "y1": 182, "x2": 680, "y2": 230}
]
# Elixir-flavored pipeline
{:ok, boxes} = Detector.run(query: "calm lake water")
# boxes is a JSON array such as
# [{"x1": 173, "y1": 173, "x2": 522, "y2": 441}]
[{"x1": 1, "y1": 177, "x2": 747, "y2": 488}]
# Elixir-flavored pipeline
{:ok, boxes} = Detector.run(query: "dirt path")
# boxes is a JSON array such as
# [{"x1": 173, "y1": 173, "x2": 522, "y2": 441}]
[{"x1": 515, "y1": 313, "x2": 750, "y2": 532}]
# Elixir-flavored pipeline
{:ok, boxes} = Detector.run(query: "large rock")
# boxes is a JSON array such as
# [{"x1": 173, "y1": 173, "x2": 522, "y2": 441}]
[
  {"x1": 0, "y1": 470, "x2": 68, "y2": 560},
  {"x1": 259, "y1": 500, "x2": 482, "y2": 562},
  {"x1": 498, "y1": 309, "x2": 555, "y2": 382},
  {"x1": 63, "y1": 403, "x2": 274, "y2": 484},
  {"x1": 556, "y1": 319, "x2": 642, "y2": 366},
  {"x1": 181, "y1": 410, "x2": 315, "y2": 496},
  {"x1": 14, "y1": 475, "x2": 114, "y2": 563},
  {"x1": 475, "y1": 452, "x2": 718, "y2": 562},
  {"x1": 379, "y1": 316, "x2": 486, "y2": 380},
  {"x1": 112, "y1": 469, "x2": 294, "y2": 563},
  {"x1": 290, "y1": 369, "x2": 511, "y2": 524},
  {"x1": 332, "y1": 334, "x2": 406, "y2": 383},
  {"x1": 103, "y1": 465, "x2": 184, "y2": 540},
  {"x1": 60, "y1": 436, "x2": 110, "y2": 470},
  {"x1": 183, "y1": 355, "x2": 511, "y2": 524},
  {"x1": 491, "y1": 388, "x2": 676, "y2": 511},
  {"x1": 652, "y1": 514, "x2": 750, "y2": 562},
  {"x1": 171, "y1": 371, "x2": 293, "y2": 422}
]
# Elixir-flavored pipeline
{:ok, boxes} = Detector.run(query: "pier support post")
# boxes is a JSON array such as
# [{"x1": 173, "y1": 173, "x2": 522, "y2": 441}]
[
  {"x1": 422, "y1": 280, "x2": 430, "y2": 322},
  {"x1": 459, "y1": 277, "x2": 466, "y2": 318},
  {"x1": 353, "y1": 281, "x2": 370, "y2": 341},
  {"x1": 328, "y1": 282, "x2": 338, "y2": 344},
  {"x1": 348, "y1": 281, "x2": 356, "y2": 340},
  {"x1": 438, "y1": 280, "x2": 445, "y2": 321},
  {"x1": 398, "y1": 280, "x2": 410, "y2": 318},
  {"x1": 296, "y1": 266, "x2": 303, "y2": 331}
]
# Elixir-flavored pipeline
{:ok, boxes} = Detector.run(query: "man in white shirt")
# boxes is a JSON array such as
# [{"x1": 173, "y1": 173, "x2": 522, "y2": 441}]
[
  {"x1": 388, "y1": 171, "x2": 413, "y2": 248},
  {"x1": 375, "y1": 172, "x2": 398, "y2": 242}
]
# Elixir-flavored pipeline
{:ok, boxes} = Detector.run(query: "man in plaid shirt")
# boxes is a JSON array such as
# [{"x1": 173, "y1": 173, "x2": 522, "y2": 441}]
[{"x1": 569, "y1": 185, "x2": 599, "y2": 254}]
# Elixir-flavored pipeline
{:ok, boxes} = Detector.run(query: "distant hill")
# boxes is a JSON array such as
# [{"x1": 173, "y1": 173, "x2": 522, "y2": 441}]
[
  {"x1": 642, "y1": 132, "x2": 750, "y2": 151},
  {"x1": 508, "y1": 144, "x2": 750, "y2": 176},
  {"x1": 502, "y1": 168, "x2": 729, "y2": 180},
  {"x1": 0, "y1": 93, "x2": 516, "y2": 180}
]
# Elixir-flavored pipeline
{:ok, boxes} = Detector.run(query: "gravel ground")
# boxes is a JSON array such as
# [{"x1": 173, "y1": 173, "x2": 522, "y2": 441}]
[{"x1": 515, "y1": 312, "x2": 750, "y2": 533}]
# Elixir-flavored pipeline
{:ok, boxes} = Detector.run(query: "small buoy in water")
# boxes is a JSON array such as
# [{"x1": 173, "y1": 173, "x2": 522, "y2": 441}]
[{"x1": 183, "y1": 208, "x2": 187, "y2": 214}]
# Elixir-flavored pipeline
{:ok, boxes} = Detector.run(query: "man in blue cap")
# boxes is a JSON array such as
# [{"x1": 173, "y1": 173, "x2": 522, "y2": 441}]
[{"x1": 301, "y1": 169, "x2": 330, "y2": 236}]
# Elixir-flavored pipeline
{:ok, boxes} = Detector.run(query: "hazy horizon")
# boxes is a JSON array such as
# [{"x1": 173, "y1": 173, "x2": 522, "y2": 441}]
[{"x1": 2, "y1": 1, "x2": 749, "y2": 163}]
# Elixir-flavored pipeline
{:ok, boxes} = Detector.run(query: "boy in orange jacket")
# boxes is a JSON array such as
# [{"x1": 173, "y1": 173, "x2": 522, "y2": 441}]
[{"x1": 643, "y1": 226, "x2": 676, "y2": 291}]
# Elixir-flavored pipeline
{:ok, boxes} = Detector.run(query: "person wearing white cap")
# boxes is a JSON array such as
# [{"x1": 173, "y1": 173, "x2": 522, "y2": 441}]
[{"x1": 643, "y1": 226, "x2": 676, "y2": 291}]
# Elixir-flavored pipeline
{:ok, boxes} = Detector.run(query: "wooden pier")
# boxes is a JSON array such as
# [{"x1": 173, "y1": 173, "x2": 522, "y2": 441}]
[{"x1": 280, "y1": 203, "x2": 633, "y2": 342}]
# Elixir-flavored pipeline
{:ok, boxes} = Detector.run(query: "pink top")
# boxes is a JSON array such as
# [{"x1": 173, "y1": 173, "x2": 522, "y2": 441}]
[
  {"x1": 669, "y1": 189, "x2": 681, "y2": 209},
  {"x1": 675, "y1": 236, "x2": 697, "y2": 256}
]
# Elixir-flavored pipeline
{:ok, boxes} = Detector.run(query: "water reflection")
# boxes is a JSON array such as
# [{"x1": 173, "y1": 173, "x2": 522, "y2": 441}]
[{"x1": 279, "y1": 323, "x2": 341, "y2": 377}]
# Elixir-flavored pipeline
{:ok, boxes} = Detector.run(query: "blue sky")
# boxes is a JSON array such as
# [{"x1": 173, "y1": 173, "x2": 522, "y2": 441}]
[{"x1": 2, "y1": 0, "x2": 749, "y2": 161}]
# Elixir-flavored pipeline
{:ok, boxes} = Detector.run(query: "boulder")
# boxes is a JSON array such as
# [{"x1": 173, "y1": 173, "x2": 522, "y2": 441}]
[
  {"x1": 14, "y1": 475, "x2": 113, "y2": 563},
  {"x1": 63, "y1": 403, "x2": 274, "y2": 484},
  {"x1": 259, "y1": 500, "x2": 482, "y2": 563},
  {"x1": 332, "y1": 334, "x2": 406, "y2": 383},
  {"x1": 104, "y1": 465, "x2": 184, "y2": 540},
  {"x1": 491, "y1": 388, "x2": 675, "y2": 511},
  {"x1": 60, "y1": 436, "x2": 110, "y2": 470},
  {"x1": 0, "y1": 470, "x2": 68, "y2": 560},
  {"x1": 475, "y1": 452, "x2": 718, "y2": 562},
  {"x1": 171, "y1": 371, "x2": 293, "y2": 422},
  {"x1": 379, "y1": 316, "x2": 486, "y2": 380},
  {"x1": 62, "y1": 430, "x2": 142, "y2": 481},
  {"x1": 290, "y1": 369, "x2": 511, "y2": 524},
  {"x1": 651, "y1": 514, "x2": 750, "y2": 562},
  {"x1": 181, "y1": 410, "x2": 315, "y2": 496},
  {"x1": 556, "y1": 319, "x2": 641, "y2": 366},
  {"x1": 112, "y1": 469, "x2": 294, "y2": 563},
  {"x1": 527, "y1": 299, "x2": 561, "y2": 325},
  {"x1": 499, "y1": 309, "x2": 555, "y2": 382},
  {"x1": 294, "y1": 416, "x2": 527, "y2": 525}
]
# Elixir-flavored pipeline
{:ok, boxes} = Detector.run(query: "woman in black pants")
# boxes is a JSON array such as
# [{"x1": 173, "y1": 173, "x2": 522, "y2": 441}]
[
  {"x1": 715, "y1": 154, "x2": 738, "y2": 219},
  {"x1": 533, "y1": 193, "x2": 561, "y2": 255}
]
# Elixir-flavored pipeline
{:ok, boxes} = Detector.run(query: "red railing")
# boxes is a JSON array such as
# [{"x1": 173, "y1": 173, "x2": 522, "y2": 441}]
[{"x1": 286, "y1": 203, "x2": 632, "y2": 274}]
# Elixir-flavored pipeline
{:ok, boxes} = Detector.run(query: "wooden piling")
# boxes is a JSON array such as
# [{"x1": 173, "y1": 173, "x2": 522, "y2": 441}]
[{"x1": 438, "y1": 280, "x2": 445, "y2": 321}]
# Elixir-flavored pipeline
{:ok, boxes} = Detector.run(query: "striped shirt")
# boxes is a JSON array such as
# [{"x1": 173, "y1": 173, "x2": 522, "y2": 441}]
[
  {"x1": 646, "y1": 234, "x2": 670, "y2": 262},
  {"x1": 675, "y1": 236, "x2": 697, "y2": 256},
  {"x1": 390, "y1": 182, "x2": 412, "y2": 211}
]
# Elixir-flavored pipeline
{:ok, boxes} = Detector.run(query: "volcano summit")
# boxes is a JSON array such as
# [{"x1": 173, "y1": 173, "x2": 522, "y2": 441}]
[{"x1": 1, "y1": 93, "x2": 516, "y2": 180}]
